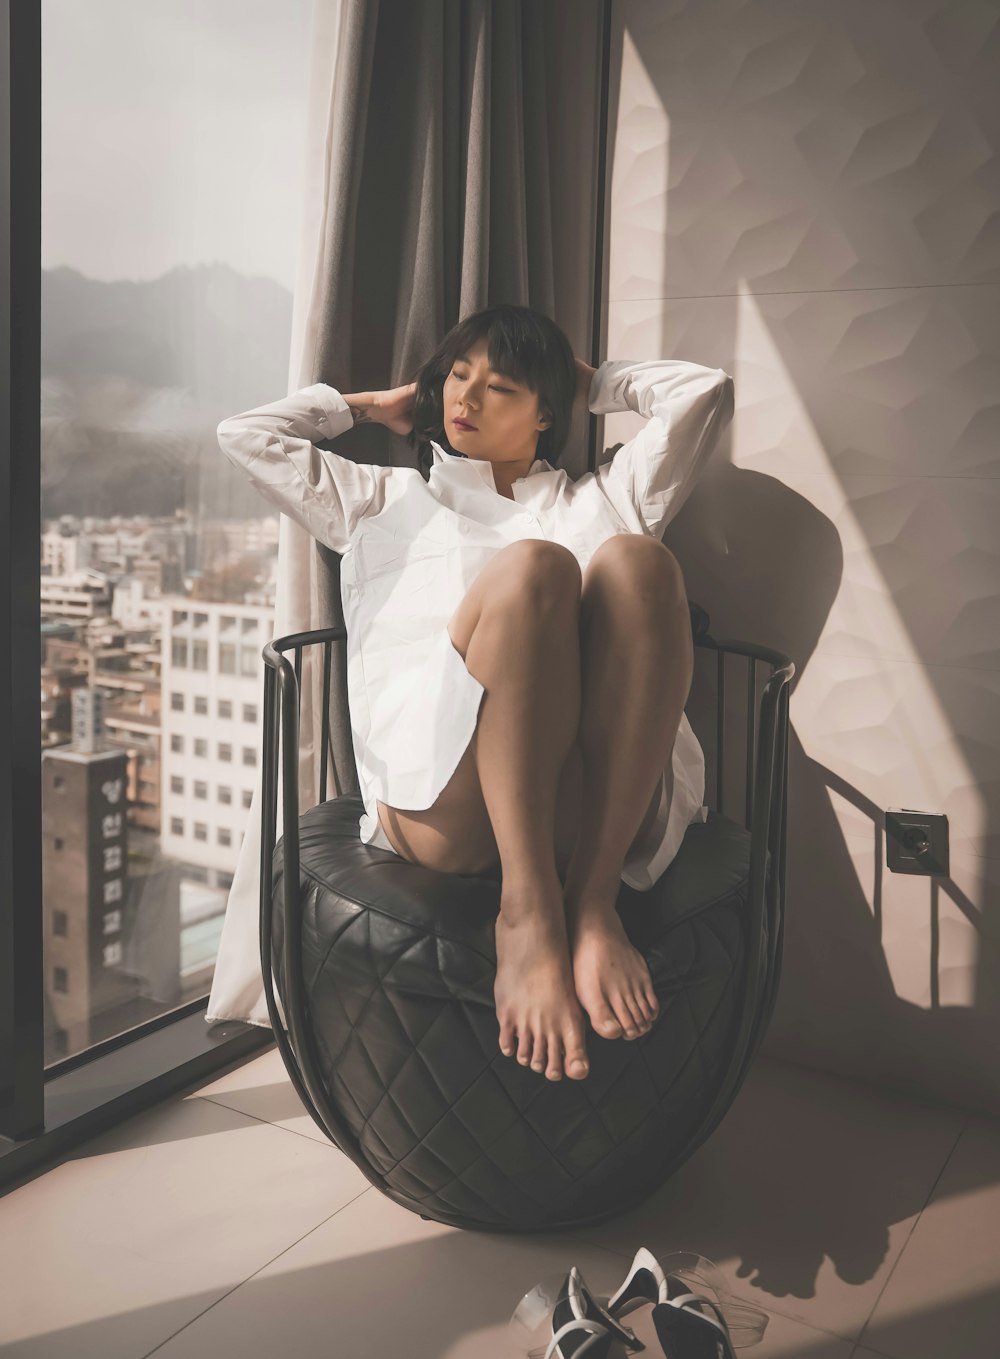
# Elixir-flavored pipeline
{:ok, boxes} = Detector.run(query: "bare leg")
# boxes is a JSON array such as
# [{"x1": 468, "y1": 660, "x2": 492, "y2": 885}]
[
  {"x1": 564, "y1": 535, "x2": 694, "y2": 1041},
  {"x1": 459, "y1": 542, "x2": 592, "y2": 1082}
]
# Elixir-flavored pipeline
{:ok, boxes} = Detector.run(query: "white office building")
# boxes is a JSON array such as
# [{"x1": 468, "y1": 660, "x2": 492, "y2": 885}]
[{"x1": 159, "y1": 598, "x2": 274, "y2": 887}]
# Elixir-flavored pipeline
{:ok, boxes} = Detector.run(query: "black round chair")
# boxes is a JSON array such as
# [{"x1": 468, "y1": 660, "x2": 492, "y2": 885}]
[{"x1": 259, "y1": 602, "x2": 793, "y2": 1234}]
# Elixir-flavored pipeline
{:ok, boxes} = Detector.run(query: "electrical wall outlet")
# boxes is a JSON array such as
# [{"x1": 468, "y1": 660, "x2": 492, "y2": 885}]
[{"x1": 885, "y1": 808, "x2": 949, "y2": 876}]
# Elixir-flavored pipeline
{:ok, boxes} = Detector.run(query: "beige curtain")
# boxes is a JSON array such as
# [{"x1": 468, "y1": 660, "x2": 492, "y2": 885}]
[{"x1": 206, "y1": 0, "x2": 608, "y2": 1029}]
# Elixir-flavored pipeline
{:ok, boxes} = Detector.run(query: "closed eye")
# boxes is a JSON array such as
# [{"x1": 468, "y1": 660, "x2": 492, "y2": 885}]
[{"x1": 452, "y1": 372, "x2": 512, "y2": 393}]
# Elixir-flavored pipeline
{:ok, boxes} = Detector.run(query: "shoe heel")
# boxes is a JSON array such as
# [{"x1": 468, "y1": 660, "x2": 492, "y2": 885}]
[{"x1": 607, "y1": 1246, "x2": 668, "y2": 1318}]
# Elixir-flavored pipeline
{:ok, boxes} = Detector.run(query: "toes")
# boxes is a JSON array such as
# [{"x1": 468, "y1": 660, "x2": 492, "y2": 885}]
[
  {"x1": 593, "y1": 1007, "x2": 623, "y2": 1039},
  {"x1": 498, "y1": 1016, "x2": 516, "y2": 1057},
  {"x1": 615, "y1": 993, "x2": 644, "y2": 1038},
  {"x1": 530, "y1": 1033, "x2": 548, "y2": 1074},
  {"x1": 516, "y1": 1030, "x2": 533, "y2": 1067},
  {"x1": 545, "y1": 1033, "x2": 564, "y2": 1081}
]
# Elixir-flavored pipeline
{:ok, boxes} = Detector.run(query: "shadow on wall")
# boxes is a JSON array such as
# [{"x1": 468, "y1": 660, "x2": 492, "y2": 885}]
[{"x1": 673, "y1": 464, "x2": 998, "y2": 1122}]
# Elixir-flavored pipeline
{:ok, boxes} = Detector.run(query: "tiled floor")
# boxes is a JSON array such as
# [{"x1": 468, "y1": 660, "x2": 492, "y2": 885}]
[{"x1": 1, "y1": 1046, "x2": 997, "y2": 1359}]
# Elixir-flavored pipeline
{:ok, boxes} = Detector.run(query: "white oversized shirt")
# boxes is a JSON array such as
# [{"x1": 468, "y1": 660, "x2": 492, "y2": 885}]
[{"x1": 217, "y1": 358, "x2": 735, "y2": 890}]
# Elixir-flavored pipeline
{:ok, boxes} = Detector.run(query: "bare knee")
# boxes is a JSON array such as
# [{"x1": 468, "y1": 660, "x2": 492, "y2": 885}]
[
  {"x1": 449, "y1": 539, "x2": 581, "y2": 660},
  {"x1": 486, "y1": 539, "x2": 582, "y2": 611}
]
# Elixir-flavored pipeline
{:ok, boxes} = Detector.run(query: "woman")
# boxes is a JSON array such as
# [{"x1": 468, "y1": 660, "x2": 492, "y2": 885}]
[{"x1": 217, "y1": 303, "x2": 734, "y2": 1088}]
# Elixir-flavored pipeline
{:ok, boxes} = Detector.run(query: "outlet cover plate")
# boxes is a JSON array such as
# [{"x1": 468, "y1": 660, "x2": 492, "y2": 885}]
[{"x1": 885, "y1": 808, "x2": 949, "y2": 876}]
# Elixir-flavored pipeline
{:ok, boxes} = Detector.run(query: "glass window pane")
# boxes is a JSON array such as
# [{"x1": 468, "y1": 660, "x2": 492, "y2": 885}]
[{"x1": 40, "y1": 0, "x2": 309, "y2": 1064}]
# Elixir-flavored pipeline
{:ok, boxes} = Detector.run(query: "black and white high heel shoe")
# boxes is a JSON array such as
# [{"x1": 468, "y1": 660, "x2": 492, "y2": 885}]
[
  {"x1": 606, "y1": 1247, "x2": 738, "y2": 1359},
  {"x1": 544, "y1": 1266, "x2": 643, "y2": 1358}
]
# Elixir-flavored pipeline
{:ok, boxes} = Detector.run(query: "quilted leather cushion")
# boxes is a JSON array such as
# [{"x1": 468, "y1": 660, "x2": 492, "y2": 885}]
[{"x1": 271, "y1": 794, "x2": 765, "y2": 1232}]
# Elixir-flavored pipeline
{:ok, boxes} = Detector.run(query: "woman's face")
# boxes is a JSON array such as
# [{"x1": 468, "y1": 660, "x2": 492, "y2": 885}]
[{"x1": 443, "y1": 338, "x2": 550, "y2": 468}]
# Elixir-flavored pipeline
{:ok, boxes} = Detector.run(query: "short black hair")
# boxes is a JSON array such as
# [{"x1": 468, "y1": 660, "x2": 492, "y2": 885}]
[{"x1": 404, "y1": 303, "x2": 576, "y2": 480}]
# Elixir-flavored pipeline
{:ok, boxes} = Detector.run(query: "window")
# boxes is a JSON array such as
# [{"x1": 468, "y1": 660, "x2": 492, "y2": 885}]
[
  {"x1": 240, "y1": 645, "x2": 257, "y2": 677},
  {"x1": 218, "y1": 642, "x2": 237, "y2": 675},
  {"x1": 217, "y1": 785, "x2": 232, "y2": 805},
  {"x1": 193, "y1": 612, "x2": 209, "y2": 629},
  {"x1": 242, "y1": 789, "x2": 253, "y2": 809},
  {"x1": 194, "y1": 780, "x2": 208, "y2": 799},
  {"x1": 219, "y1": 614, "x2": 237, "y2": 633},
  {"x1": 170, "y1": 817, "x2": 184, "y2": 836},
  {"x1": 170, "y1": 734, "x2": 184, "y2": 754},
  {"x1": 194, "y1": 738, "x2": 208, "y2": 758},
  {"x1": 172, "y1": 609, "x2": 189, "y2": 628},
  {"x1": 242, "y1": 746, "x2": 257, "y2": 767},
  {"x1": 171, "y1": 638, "x2": 188, "y2": 668},
  {"x1": 242, "y1": 703, "x2": 257, "y2": 724},
  {"x1": 192, "y1": 639, "x2": 209, "y2": 672},
  {"x1": 217, "y1": 827, "x2": 232, "y2": 847},
  {"x1": 193, "y1": 695, "x2": 208, "y2": 715},
  {"x1": 170, "y1": 692, "x2": 184, "y2": 712},
  {"x1": 194, "y1": 822, "x2": 208, "y2": 842},
  {"x1": 241, "y1": 616, "x2": 257, "y2": 635},
  {"x1": 218, "y1": 699, "x2": 233, "y2": 720},
  {"x1": 218, "y1": 742, "x2": 232, "y2": 762},
  {"x1": 170, "y1": 775, "x2": 184, "y2": 794},
  {"x1": 54, "y1": 967, "x2": 69, "y2": 994},
  {"x1": 53, "y1": 910, "x2": 68, "y2": 937}
]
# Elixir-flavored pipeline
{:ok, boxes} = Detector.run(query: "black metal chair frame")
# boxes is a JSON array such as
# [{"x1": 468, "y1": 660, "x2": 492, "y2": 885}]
[{"x1": 258, "y1": 614, "x2": 794, "y2": 1213}]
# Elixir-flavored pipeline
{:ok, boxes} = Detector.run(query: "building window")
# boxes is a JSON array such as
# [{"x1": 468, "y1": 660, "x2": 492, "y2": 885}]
[
  {"x1": 241, "y1": 616, "x2": 258, "y2": 635},
  {"x1": 170, "y1": 692, "x2": 184, "y2": 712},
  {"x1": 192, "y1": 639, "x2": 209, "y2": 671},
  {"x1": 242, "y1": 746, "x2": 257, "y2": 767},
  {"x1": 194, "y1": 738, "x2": 208, "y2": 758},
  {"x1": 242, "y1": 703, "x2": 257, "y2": 724},
  {"x1": 170, "y1": 816, "x2": 184, "y2": 836},
  {"x1": 194, "y1": 695, "x2": 208, "y2": 715},
  {"x1": 218, "y1": 785, "x2": 232, "y2": 805},
  {"x1": 170, "y1": 775, "x2": 184, "y2": 794},
  {"x1": 218, "y1": 699, "x2": 233, "y2": 720},
  {"x1": 194, "y1": 780, "x2": 208, "y2": 799},
  {"x1": 194, "y1": 822, "x2": 208, "y2": 842},
  {"x1": 218, "y1": 742, "x2": 232, "y2": 762},
  {"x1": 54, "y1": 966, "x2": 68, "y2": 994},
  {"x1": 172, "y1": 609, "x2": 189, "y2": 628},
  {"x1": 170, "y1": 734, "x2": 184, "y2": 754},
  {"x1": 240, "y1": 644, "x2": 257, "y2": 677},
  {"x1": 53, "y1": 910, "x2": 68, "y2": 937},
  {"x1": 218, "y1": 642, "x2": 237, "y2": 675},
  {"x1": 171, "y1": 638, "x2": 188, "y2": 667},
  {"x1": 220, "y1": 614, "x2": 237, "y2": 633},
  {"x1": 217, "y1": 827, "x2": 232, "y2": 846},
  {"x1": 193, "y1": 612, "x2": 209, "y2": 629},
  {"x1": 242, "y1": 789, "x2": 253, "y2": 809}
]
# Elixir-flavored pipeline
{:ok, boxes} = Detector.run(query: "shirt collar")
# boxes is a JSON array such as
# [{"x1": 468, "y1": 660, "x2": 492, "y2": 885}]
[{"x1": 429, "y1": 439, "x2": 551, "y2": 490}]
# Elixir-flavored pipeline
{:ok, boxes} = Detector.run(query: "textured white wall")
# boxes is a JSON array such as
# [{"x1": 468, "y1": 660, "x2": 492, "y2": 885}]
[{"x1": 604, "y1": 0, "x2": 1000, "y2": 1115}]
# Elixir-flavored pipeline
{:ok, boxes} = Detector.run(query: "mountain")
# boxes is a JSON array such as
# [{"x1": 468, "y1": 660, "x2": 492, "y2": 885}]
[{"x1": 41, "y1": 262, "x2": 294, "y2": 520}]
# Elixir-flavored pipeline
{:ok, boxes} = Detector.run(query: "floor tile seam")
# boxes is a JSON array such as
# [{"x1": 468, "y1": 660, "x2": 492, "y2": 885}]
[
  {"x1": 137, "y1": 1184, "x2": 373, "y2": 1359},
  {"x1": 853, "y1": 1114, "x2": 972, "y2": 1352},
  {"x1": 192, "y1": 1092, "x2": 347, "y2": 1152}
]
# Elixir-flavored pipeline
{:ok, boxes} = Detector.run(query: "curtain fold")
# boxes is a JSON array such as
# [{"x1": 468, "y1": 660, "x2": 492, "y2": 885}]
[{"x1": 206, "y1": 0, "x2": 606, "y2": 1029}]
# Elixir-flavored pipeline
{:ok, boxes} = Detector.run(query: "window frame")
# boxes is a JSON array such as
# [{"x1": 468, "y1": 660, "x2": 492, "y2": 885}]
[{"x1": 0, "y1": 3, "x2": 271, "y2": 1189}]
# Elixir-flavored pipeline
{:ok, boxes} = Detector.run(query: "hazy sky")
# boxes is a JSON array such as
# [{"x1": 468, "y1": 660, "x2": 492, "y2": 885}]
[{"x1": 42, "y1": 0, "x2": 313, "y2": 291}]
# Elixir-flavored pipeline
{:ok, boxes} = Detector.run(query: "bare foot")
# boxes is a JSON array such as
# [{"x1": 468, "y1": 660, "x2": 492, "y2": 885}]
[
  {"x1": 494, "y1": 877, "x2": 591, "y2": 1082},
  {"x1": 567, "y1": 903, "x2": 660, "y2": 1042}
]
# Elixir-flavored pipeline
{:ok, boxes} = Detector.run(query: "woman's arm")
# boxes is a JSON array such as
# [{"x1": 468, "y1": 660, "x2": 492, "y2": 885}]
[
  {"x1": 216, "y1": 382, "x2": 414, "y2": 554},
  {"x1": 589, "y1": 358, "x2": 734, "y2": 538}
]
